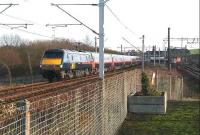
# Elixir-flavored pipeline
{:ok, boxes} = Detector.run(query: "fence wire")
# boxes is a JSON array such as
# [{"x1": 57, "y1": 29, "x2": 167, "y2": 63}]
[{"x1": 0, "y1": 70, "x2": 135, "y2": 135}]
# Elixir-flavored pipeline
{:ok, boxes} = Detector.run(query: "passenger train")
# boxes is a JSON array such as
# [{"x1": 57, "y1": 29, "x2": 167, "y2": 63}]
[{"x1": 40, "y1": 49, "x2": 140, "y2": 81}]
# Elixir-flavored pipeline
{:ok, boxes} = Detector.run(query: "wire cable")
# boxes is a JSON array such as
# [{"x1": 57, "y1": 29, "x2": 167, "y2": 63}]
[
  {"x1": 105, "y1": 4, "x2": 139, "y2": 37},
  {"x1": 0, "y1": 13, "x2": 46, "y2": 27},
  {"x1": 0, "y1": 24, "x2": 53, "y2": 39},
  {"x1": 51, "y1": 3, "x2": 99, "y2": 35}
]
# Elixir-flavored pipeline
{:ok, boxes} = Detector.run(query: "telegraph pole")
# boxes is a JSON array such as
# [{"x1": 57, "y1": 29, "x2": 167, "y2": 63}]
[
  {"x1": 121, "y1": 44, "x2": 123, "y2": 53},
  {"x1": 142, "y1": 35, "x2": 145, "y2": 72},
  {"x1": 159, "y1": 48, "x2": 160, "y2": 65},
  {"x1": 154, "y1": 45, "x2": 156, "y2": 67},
  {"x1": 99, "y1": 0, "x2": 104, "y2": 79},
  {"x1": 94, "y1": 37, "x2": 97, "y2": 53},
  {"x1": 168, "y1": 27, "x2": 170, "y2": 70}
]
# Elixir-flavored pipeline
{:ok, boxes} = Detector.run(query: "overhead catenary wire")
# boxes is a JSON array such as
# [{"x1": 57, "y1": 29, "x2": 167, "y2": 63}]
[
  {"x1": 0, "y1": 4, "x2": 19, "y2": 14},
  {"x1": 0, "y1": 24, "x2": 53, "y2": 39},
  {"x1": 46, "y1": 23, "x2": 82, "y2": 27},
  {"x1": 51, "y1": 3, "x2": 99, "y2": 35},
  {"x1": 105, "y1": 4, "x2": 139, "y2": 37},
  {"x1": 122, "y1": 37, "x2": 142, "y2": 53},
  {"x1": 50, "y1": 3, "x2": 98, "y2": 6},
  {"x1": 0, "y1": 23, "x2": 33, "y2": 29},
  {"x1": 0, "y1": 13, "x2": 44, "y2": 27}
]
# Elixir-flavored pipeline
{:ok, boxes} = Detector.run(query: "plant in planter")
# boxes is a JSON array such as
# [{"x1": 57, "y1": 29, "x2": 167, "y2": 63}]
[
  {"x1": 128, "y1": 72, "x2": 167, "y2": 114},
  {"x1": 136, "y1": 72, "x2": 161, "y2": 96}
]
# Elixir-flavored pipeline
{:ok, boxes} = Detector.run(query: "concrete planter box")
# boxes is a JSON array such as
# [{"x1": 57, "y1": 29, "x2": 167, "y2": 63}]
[{"x1": 128, "y1": 91, "x2": 167, "y2": 114}]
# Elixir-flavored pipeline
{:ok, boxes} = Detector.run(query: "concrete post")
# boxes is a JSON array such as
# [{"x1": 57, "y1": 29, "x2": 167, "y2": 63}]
[
  {"x1": 142, "y1": 35, "x2": 145, "y2": 72},
  {"x1": 16, "y1": 99, "x2": 30, "y2": 135},
  {"x1": 169, "y1": 75, "x2": 172, "y2": 100},
  {"x1": 168, "y1": 27, "x2": 170, "y2": 70},
  {"x1": 95, "y1": 37, "x2": 97, "y2": 53},
  {"x1": 181, "y1": 77, "x2": 184, "y2": 100},
  {"x1": 159, "y1": 48, "x2": 160, "y2": 65},
  {"x1": 74, "y1": 90, "x2": 79, "y2": 135},
  {"x1": 156, "y1": 70, "x2": 158, "y2": 90},
  {"x1": 100, "y1": 80, "x2": 106, "y2": 135},
  {"x1": 99, "y1": 0, "x2": 104, "y2": 79},
  {"x1": 153, "y1": 46, "x2": 156, "y2": 67}
]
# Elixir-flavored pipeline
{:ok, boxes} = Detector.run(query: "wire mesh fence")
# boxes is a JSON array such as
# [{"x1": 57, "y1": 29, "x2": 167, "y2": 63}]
[
  {"x1": 0, "y1": 70, "x2": 136, "y2": 135},
  {"x1": 133, "y1": 68, "x2": 196, "y2": 100},
  {"x1": 0, "y1": 69, "x2": 198, "y2": 135}
]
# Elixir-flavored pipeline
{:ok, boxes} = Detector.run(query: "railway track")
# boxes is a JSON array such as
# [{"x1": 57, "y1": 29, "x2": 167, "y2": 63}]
[
  {"x1": 0, "y1": 67, "x2": 133, "y2": 103},
  {"x1": 181, "y1": 64, "x2": 200, "y2": 80}
]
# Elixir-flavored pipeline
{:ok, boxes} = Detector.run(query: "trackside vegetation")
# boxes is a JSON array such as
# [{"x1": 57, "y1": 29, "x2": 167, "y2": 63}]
[{"x1": 0, "y1": 35, "x2": 119, "y2": 78}]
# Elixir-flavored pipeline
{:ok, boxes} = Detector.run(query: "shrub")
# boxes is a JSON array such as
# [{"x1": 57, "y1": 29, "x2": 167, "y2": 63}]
[{"x1": 141, "y1": 72, "x2": 161, "y2": 96}]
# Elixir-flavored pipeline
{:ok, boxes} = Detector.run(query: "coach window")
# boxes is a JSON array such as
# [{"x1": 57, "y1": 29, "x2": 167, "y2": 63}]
[
  {"x1": 86, "y1": 55, "x2": 88, "y2": 61},
  {"x1": 71, "y1": 55, "x2": 73, "y2": 61}
]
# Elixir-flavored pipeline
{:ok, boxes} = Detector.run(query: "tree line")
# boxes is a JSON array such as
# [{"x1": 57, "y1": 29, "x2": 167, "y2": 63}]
[{"x1": 0, "y1": 34, "x2": 119, "y2": 78}]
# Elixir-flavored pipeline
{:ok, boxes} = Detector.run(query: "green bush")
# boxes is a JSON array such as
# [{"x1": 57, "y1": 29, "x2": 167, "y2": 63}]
[{"x1": 141, "y1": 72, "x2": 161, "y2": 96}]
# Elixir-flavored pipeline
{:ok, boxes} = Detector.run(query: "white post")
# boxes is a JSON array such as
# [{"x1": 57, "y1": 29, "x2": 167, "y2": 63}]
[
  {"x1": 181, "y1": 77, "x2": 183, "y2": 100},
  {"x1": 154, "y1": 45, "x2": 156, "y2": 67},
  {"x1": 169, "y1": 75, "x2": 171, "y2": 100},
  {"x1": 95, "y1": 37, "x2": 97, "y2": 53},
  {"x1": 142, "y1": 35, "x2": 145, "y2": 72},
  {"x1": 159, "y1": 48, "x2": 160, "y2": 65},
  {"x1": 99, "y1": 0, "x2": 104, "y2": 79}
]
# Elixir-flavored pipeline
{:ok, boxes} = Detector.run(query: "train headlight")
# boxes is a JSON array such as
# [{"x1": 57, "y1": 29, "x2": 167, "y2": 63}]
[{"x1": 60, "y1": 65, "x2": 63, "y2": 68}]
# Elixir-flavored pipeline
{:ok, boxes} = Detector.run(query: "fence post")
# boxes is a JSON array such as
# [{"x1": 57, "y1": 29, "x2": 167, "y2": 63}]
[
  {"x1": 74, "y1": 90, "x2": 79, "y2": 135},
  {"x1": 156, "y1": 70, "x2": 158, "y2": 90},
  {"x1": 100, "y1": 80, "x2": 106, "y2": 135},
  {"x1": 169, "y1": 75, "x2": 172, "y2": 100},
  {"x1": 181, "y1": 77, "x2": 184, "y2": 100},
  {"x1": 16, "y1": 99, "x2": 30, "y2": 135}
]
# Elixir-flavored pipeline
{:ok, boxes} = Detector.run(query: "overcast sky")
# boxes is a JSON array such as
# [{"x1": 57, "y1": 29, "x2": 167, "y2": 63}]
[{"x1": 0, "y1": 0, "x2": 199, "y2": 51}]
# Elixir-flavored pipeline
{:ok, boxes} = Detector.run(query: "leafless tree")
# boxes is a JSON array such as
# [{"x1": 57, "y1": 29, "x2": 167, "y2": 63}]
[
  {"x1": 83, "y1": 35, "x2": 93, "y2": 46},
  {"x1": 0, "y1": 34, "x2": 23, "y2": 46}
]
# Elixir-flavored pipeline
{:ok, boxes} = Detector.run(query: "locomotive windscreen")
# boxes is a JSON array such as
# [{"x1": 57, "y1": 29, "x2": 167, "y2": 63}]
[{"x1": 43, "y1": 51, "x2": 63, "y2": 58}]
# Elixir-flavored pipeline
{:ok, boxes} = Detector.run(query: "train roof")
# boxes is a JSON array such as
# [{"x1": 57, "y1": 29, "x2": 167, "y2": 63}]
[{"x1": 44, "y1": 49, "x2": 140, "y2": 57}]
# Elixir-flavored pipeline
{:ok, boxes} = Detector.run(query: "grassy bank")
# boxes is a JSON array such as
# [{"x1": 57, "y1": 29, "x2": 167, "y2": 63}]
[
  {"x1": 118, "y1": 101, "x2": 200, "y2": 135},
  {"x1": 190, "y1": 49, "x2": 200, "y2": 55}
]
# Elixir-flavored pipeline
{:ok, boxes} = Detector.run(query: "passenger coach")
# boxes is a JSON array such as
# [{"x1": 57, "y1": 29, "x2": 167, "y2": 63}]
[{"x1": 40, "y1": 49, "x2": 140, "y2": 81}]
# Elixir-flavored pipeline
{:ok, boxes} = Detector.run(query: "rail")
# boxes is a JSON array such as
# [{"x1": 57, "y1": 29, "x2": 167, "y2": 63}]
[{"x1": 0, "y1": 67, "x2": 133, "y2": 103}]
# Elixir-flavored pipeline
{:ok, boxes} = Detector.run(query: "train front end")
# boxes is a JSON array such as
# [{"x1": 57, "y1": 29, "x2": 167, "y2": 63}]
[{"x1": 40, "y1": 49, "x2": 64, "y2": 81}]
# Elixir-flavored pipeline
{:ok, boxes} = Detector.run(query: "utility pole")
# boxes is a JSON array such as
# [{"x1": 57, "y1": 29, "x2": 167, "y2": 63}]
[
  {"x1": 185, "y1": 45, "x2": 187, "y2": 63},
  {"x1": 142, "y1": 35, "x2": 145, "y2": 72},
  {"x1": 168, "y1": 27, "x2": 171, "y2": 70},
  {"x1": 99, "y1": 0, "x2": 104, "y2": 79},
  {"x1": 121, "y1": 44, "x2": 123, "y2": 54},
  {"x1": 159, "y1": 48, "x2": 160, "y2": 65},
  {"x1": 154, "y1": 45, "x2": 156, "y2": 67},
  {"x1": 94, "y1": 37, "x2": 97, "y2": 53},
  {"x1": 27, "y1": 52, "x2": 33, "y2": 85}
]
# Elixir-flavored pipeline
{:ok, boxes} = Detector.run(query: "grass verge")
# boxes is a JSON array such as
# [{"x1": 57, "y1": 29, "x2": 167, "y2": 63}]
[{"x1": 118, "y1": 101, "x2": 200, "y2": 135}]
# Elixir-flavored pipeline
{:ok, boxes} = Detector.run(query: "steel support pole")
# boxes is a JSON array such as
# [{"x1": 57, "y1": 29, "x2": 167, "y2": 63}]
[
  {"x1": 168, "y1": 27, "x2": 170, "y2": 70},
  {"x1": 154, "y1": 46, "x2": 156, "y2": 67},
  {"x1": 142, "y1": 35, "x2": 145, "y2": 72},
  {"x1": 159, "y1": 48, "x2": 160, "y2": 65},
  {"x1": 95, "y1": 37, "x2": 97, "y2": 53},
  {"x1": 99, "y1": 0, "x2": 104, "y2": 79},
  {"x1": 121, "y1": 44, "x2": 123, "y2": 54}
]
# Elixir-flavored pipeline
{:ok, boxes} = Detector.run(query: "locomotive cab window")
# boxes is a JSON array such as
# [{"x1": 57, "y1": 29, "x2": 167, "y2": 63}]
[{"x1": 43, "y1": 51, "x2": 63, "y2": 58}]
